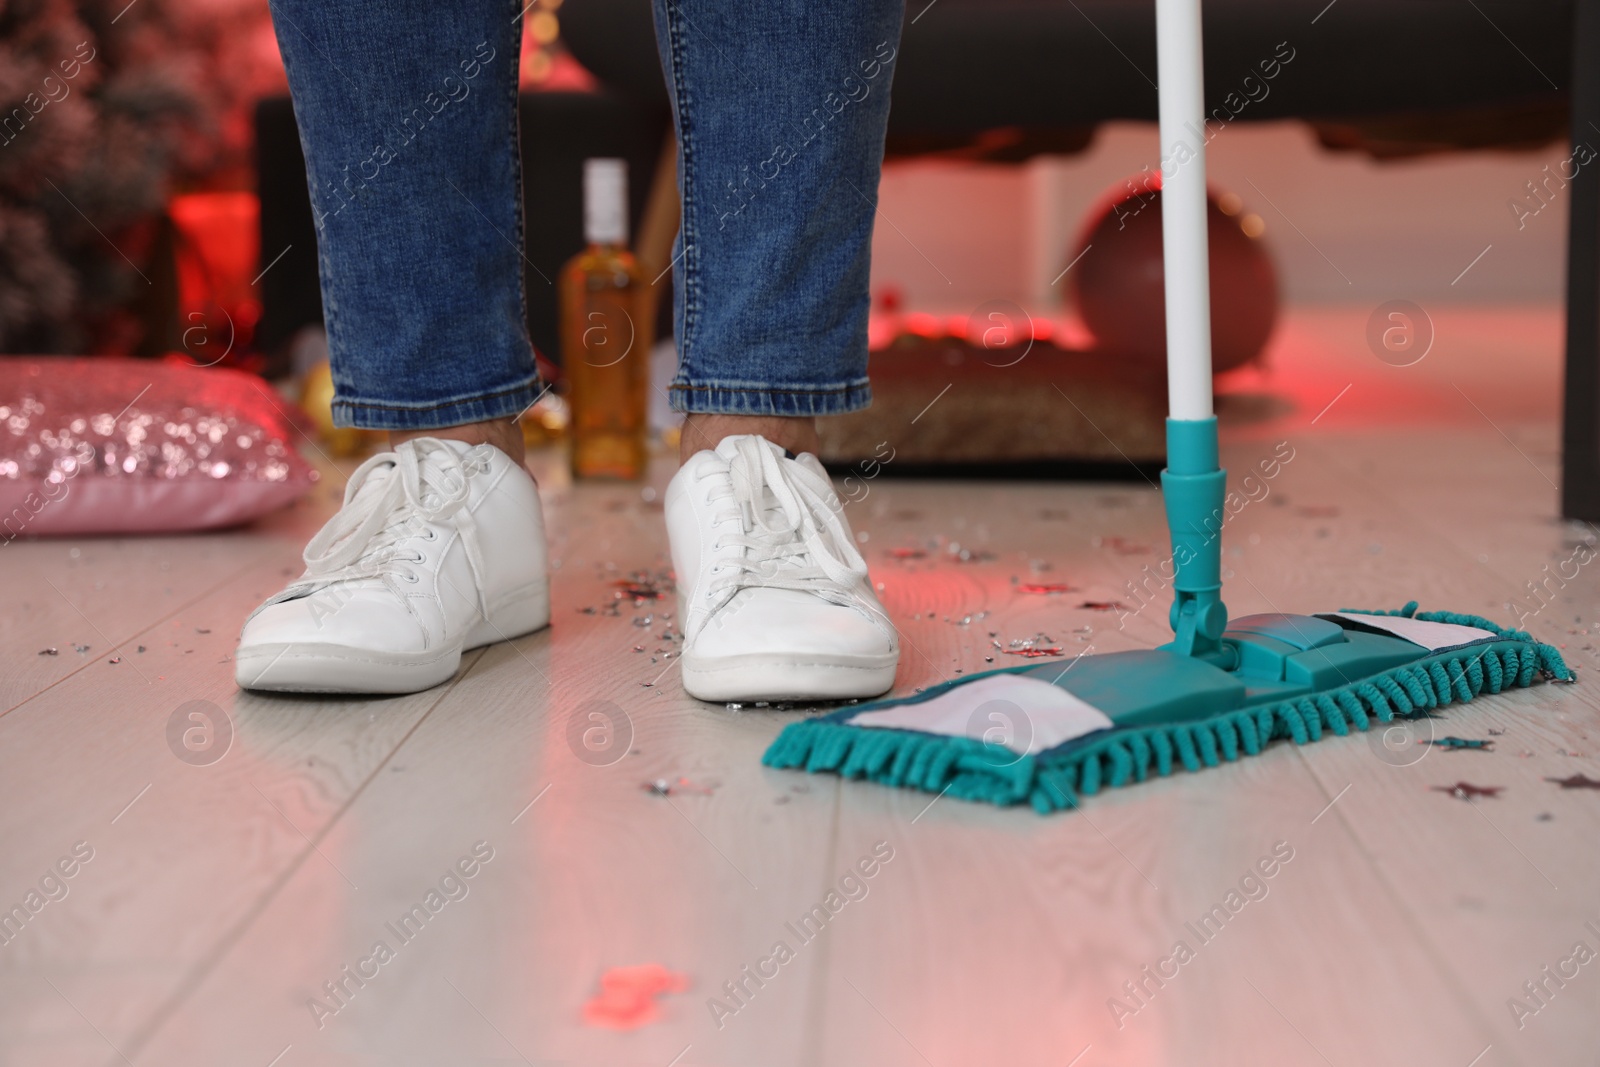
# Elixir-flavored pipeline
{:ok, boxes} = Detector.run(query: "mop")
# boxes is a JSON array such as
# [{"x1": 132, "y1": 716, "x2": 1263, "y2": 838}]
[{"x1": 762, "y1": 0, "x2": 1574, "y2": 812}]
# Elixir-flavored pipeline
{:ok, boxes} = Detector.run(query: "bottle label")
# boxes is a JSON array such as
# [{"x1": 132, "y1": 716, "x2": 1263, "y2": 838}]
[{"x1": 583, "y1": 158, "x2": 628, "y2": 245}]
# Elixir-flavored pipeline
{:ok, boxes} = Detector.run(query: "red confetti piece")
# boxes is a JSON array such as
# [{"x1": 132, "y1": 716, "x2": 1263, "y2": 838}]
[
  {"x1": 581, "y1": 964, "x2": 690, "y2": 1030},
  {"x1": 611, "y1": 574, "x2": 670, "y2": 599},
  {"x1": 1430, "y1": 782, "x2": 1504, "y2": 800},
  {"x1": 1017, "y1": 583, "x2": 1076, "y2": 595},
  {"x1": 1077, "y1": 601, "x2": 1129, "y2": 612},
  {"x1": 1545, "y1": 773, "x2": 1600, "y2": 790},
  {"x1": 642, "y1": 777, "x2": 717, "y2": 797},
  {"x1": 1004, "y1": 646, "x2": 1064, "y2": 658},
  {"x1": 1102, "y1": 537, "x2": 1150, "y2": 555}
]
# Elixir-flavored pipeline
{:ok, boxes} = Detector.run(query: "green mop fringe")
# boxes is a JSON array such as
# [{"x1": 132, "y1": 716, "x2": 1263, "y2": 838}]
[{"x1": 761, "y1": 603, "x2": 1575, "y2": 813}]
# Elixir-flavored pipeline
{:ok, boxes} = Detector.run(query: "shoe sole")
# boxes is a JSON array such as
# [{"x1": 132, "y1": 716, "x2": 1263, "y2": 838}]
[
  {"x1": 235, "y1": 583, "x2": 550, "y2": 695},
  {"x1": 680, "y1": 650, "x2": 898, "y2": 703}
]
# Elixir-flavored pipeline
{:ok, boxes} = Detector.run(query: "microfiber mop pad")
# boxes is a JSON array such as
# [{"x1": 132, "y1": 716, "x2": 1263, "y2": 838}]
[{"x1": 762, "y1": 604, "x2": 1573, "y2": 814}]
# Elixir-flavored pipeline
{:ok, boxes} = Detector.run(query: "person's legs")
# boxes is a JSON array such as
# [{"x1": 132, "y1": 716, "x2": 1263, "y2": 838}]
[
  {"x1": 271, "y1": 0, "x2": 538, "y2": 456},
  {"x1": 654, "y1": 2, "x2": 906, "y2": 701},
  {"x1": 237, "y1": 1, "x2": 548, "y2": 694},
  {"x1": 653, "y1": 0, "x2": 903, "y2": 460}
]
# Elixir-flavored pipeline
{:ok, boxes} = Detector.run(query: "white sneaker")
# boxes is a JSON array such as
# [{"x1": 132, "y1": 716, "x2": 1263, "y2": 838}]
[
  {"x1": 666, "y1": 435, "x2": 898, "y2": 702},
  {"x1": 236, "y1": 437, "x2": 549, "y2": 694}
]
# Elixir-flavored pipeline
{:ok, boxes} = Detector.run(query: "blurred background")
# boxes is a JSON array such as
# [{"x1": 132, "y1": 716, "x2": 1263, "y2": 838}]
[
  {"x1": 0, "y1": 0, "x2": 1583, "y2": 476},
  {"x1": 0, "y1": 0, "x2": 597, "y2": 364}
]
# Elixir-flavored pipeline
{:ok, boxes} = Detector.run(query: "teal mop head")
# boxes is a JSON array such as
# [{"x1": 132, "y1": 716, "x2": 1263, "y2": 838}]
[
  {"x1": 763, "y1": 415, "x2": 1575, "y2": 813},
  {"x1": 760, "y1": 421, "x2": 1574, "y2": 813},
  {"x1": 761, "y1": 602, "x2": 1573, "y2": 813}
]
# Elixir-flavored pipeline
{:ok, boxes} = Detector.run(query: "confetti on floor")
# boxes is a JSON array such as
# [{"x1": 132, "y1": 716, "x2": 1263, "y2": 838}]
[
  {"x1": 1101, "y1": 537, "x2": 1151, "y2": 555},
  {"x1": 1545, "y1": 773, "x2": 1600, "y2": 790},
  {"x1": 612, "y1": 573, "x2": 671, "y2": 600},
  {"x1": 1431, "y1": 782, "x2": 1504, "y2": 800},
  {"x1": 643, "y1": 777, "x2": 718, "y2": 797},
  {"x1": 581, "y1": 964, "x2": 690, "y2": 1030},
  {"x1": 1429, "y1": 737, "x2": 1493, "y2": 750}
]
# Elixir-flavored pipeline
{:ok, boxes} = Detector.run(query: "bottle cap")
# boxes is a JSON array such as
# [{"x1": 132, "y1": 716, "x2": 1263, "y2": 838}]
[{"x1": 583, "y1": 158, "x2": 628, "y2": 245}]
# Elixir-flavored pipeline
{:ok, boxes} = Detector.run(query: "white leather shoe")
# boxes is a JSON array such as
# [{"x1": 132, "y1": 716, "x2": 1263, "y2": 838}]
[
  {"x1": 236, "y1": 437, "x2": 549, "y2": 694},
  {"x1": 666, "y1": 435, "x2": 898, "y2": 702}
]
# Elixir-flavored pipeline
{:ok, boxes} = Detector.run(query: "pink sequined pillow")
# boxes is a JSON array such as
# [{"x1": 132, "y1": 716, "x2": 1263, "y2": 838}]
[{"x1": 0, "y1": 357, "x2": 316, "y2": 537}]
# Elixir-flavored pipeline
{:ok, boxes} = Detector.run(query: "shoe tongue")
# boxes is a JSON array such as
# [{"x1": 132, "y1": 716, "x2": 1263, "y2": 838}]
[
  {"x1": 793, "y1": 451, "x2": 828, "y2": 479},
  {"x1": 411, "y1": 436, "x2": 479, "y2": 454},
  {"x1": 713, "y1": 434, "x2": 787, "y2": 463},
  {"x1": 394, "y1": 436, "x2": 481, "y2": 465},
  {"x1": 344, "y1": 437, "x2": 479, "y2": 529},
  {"x1": 711, "y1": 438, "x2": 788, "y2": 532},
  {"x1": 399, "y1": 437, "x2": 488, "y2": 506}
]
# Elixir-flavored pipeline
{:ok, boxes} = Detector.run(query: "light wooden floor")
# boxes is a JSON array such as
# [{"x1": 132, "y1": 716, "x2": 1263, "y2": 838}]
[{"x1": 2, "y1": 304, "x2": 1597, "y2": 1067}]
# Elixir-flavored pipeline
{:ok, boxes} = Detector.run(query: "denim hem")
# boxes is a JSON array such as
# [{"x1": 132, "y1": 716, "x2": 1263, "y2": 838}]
[
  {"x1": 669, "y1": 378, "x2": 872, "y2": 417},
  {"x1": 332, "y1": 375, "x2": 543, "y2": 430}
]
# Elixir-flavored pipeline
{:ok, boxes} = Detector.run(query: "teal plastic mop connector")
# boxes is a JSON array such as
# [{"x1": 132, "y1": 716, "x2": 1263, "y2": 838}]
[{"x1": 1161, "y1": 417, "x2": 1229, "y2": 658}]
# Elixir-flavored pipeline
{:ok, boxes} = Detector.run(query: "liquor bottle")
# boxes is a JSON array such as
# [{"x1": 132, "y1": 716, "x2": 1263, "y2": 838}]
[{"x1": 561, "y1": 158, "x2": 650, "y2": 479}]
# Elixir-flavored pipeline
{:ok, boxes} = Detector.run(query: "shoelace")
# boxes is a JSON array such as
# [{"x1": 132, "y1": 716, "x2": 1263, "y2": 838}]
[
  {"x1": 271, "y1": 440, "x2": 492, "y2": 614},
  {"x1": 698, "y1": 437, "x2": 870, "y2": 613}
]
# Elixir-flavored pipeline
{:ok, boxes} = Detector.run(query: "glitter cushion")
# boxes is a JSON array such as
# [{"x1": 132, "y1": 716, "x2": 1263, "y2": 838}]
[{"x1": 0, "y1": 357, "x2": 316, "y2": 536}]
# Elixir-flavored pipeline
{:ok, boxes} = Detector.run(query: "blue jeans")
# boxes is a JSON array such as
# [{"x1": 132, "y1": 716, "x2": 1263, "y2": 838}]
[{"x1": 268, "y1": 0, "x2": 904, "y2": 430}]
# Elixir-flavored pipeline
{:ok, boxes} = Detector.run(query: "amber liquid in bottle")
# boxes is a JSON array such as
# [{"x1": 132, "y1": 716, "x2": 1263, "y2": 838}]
[{"x1": 561, "y1": 159, "x2": 651, "y2": 480}]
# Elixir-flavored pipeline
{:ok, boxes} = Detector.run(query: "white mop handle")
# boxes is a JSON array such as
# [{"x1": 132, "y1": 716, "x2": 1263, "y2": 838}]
[{"x1": 1155, "y1": 0, "x2": 1214, "y2": 421}]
